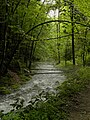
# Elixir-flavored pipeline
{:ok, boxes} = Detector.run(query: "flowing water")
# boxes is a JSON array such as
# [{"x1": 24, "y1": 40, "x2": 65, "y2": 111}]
[{"x1": 0, "y1": 62, "x2": 66, "y2": 113}]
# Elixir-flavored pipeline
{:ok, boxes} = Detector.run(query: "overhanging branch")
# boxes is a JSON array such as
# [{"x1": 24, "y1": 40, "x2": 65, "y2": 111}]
[
  {"x1": 31, "y1": 33, "x2": 78, "y2": 41},
  {"x1": 26, "y1": 20, "x2": 90, "y2": 35}
]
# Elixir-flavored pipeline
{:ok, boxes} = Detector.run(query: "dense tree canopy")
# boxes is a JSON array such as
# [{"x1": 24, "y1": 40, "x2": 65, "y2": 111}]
[{"x1": 0, "y1": 0, "x2": 90, "y2": 76}]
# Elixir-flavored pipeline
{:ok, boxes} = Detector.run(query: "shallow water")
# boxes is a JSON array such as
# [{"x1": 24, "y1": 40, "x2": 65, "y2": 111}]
[{"x1": 0, "y1": 62, "x2": 66, "y2": 113}]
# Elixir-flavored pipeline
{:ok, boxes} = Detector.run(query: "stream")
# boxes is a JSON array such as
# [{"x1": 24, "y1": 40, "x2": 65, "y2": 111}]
[{"x1": 0, "y1": 62, "x2": 66, "y2": 113}]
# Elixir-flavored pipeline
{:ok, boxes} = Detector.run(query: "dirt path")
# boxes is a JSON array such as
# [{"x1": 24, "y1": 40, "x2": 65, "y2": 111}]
[{"x1": 69, "y1": 85, "x2": 90, "y2": 120}]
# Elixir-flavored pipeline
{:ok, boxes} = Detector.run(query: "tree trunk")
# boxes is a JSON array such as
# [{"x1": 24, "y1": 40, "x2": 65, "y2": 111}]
[
  {"x1": 82, "y1": 45, "x2": 85, "y2": 66},
  {"x1": 71, "y1": 0, "x2": 75, "y2": 65},
  {"x1": 57, "y1": 24, "x2": 60, "y2": 64},
  {"x1": 0, "y1": 0, "x2": 8, "y2": 76},
  {"x1": 0, "y1": 37, "x2": 21, "y2": 77},
  {"x1": 28, "y1": 41, "x2": 34, "y2": 69},
  {"x1": 57, "y1": 1, "x2": 61, "y2": 64},
  {"x1": 82, "y1": 28, "x2": 88, "y2": 66}
]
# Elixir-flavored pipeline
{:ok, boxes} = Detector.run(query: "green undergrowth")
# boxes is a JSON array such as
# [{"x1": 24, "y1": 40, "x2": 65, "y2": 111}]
[
  {"x1": 58, "y1": 66, "x2": 90, "y2": 98},
  {"x1": 1, "y1": 66, "x2": 90, "y2": 120},
  {"x1": 0, "y1": 70, "x2": 31, "y2": 95},
  {"x1": 0, "y1": 73, "x2": 13, "y2": 94}
]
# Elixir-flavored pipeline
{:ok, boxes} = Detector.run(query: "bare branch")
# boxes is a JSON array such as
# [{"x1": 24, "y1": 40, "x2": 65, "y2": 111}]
[
  {"x1": 26, "y1": 20, "x2": 89, "y2": 35},
  {"x1": 31, "y1": 32, "x2": 79, "y2": 41},
  {"x1": 13, "y1": 0, "x2": 21, "y2": 14}
]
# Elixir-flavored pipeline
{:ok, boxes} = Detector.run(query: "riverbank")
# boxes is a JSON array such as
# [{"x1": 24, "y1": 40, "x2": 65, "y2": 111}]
[
  {"x1": 0, "y1": 69, "x2": 31, "y2": 95},
  {"x1": 1, "y1": 65, "x2": 90, "y2": 120},
  {"x1": 60, "y1": 65, "x2": 90, "y2": 120},
  {"x1": 0, "y1": 62, "x2": 65, "y2": 114}
]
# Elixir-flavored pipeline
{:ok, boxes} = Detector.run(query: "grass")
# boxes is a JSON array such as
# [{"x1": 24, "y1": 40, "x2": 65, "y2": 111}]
[{"x1": 1, "y1": 65, "x2": 90, "y2": 120}]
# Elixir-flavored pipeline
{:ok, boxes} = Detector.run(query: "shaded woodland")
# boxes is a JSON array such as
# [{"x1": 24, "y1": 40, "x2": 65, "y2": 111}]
[
  {"x1": 0, "y1": 0, "x2": 90, "y2": 120},
  {"x1": 0, "y1": 0, "x2": 90, "y2": 77}
]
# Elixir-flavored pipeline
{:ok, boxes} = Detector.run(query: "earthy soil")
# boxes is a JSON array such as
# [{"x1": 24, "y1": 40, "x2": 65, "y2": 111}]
[
  {"x1": 8, "y1": 70, "x2": 20, "y2": 83},
  {"x1": 69, "y1": 85, "x2": 90, "y2": 120}
]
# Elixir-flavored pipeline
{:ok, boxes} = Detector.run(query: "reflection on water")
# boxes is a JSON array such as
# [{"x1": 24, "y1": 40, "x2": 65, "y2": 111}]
[{"x1": 0, "y1": 62, "x2": 66, "y2": 113}]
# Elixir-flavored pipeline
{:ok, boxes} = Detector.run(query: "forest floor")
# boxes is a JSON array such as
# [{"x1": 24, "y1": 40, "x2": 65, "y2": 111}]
[{"x1": 69, "y1": 84, "x2": 90, "y2": 120}]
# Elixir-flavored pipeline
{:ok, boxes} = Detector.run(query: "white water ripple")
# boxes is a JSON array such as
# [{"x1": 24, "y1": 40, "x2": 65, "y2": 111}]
[{"x1": 0, "y1": 62, "x2": 66, "y2": 113}]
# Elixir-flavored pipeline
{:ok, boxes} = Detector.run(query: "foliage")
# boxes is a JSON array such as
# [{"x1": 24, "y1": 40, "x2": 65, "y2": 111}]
[
  {"x1": 0, "y1": 87, "x2": 11, "y2": 95},
  {"x1": 1, "y1": 66, "x2": 90, "y2": 120},
  {"x1": 0, "y1": 0, "x2": 90, "y2": 119},
  {"x1": 0, "y1": 69, "x2": 31, "y2": 95},
  {"x1": 59, "y1": 66, "x2": 90, "y2": 96},
  {"x1": 86, "y1": 55, "x2": 90, "y2": 66},
  {"x1": 0, "y1": 0, "x2": 90, "y2": 76}
]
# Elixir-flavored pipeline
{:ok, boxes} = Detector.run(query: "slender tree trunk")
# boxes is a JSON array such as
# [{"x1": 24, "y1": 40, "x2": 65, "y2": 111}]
[
  {"x1": 28, "y1": 41, "x2": 34, "y2": 69},
  {"x1": 57, "y1": 1, "x2": 61, "y2": 64},
  {"x1": 82, "y1": 45, "x2": 85, "y2": 66},
  {"x1": 0, "y1": 35, "x2": 22, "y2": 76},
  {"x1": 0, "y1": 0, "x2": 8, "y2": 77},
  {"x1": 57, "y1": 24, "x2": 60, "y2": 64},
  {"x1": 82, "y1": 28, "x2": 88, "y2": 66},
  {"x1": 71, "y1": 0, "x2": 75, "y2": 65}
]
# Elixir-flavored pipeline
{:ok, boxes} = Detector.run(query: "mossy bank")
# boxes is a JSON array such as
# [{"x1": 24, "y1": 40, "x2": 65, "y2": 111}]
[{"x1": 0, "y1": 69, "x2": 31, "y2": 95}]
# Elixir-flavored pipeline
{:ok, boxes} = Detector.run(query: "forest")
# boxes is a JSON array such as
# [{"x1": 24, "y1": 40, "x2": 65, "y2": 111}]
[{"x1": 0, "y1": 0, "x2": 90, "y2": 120}]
